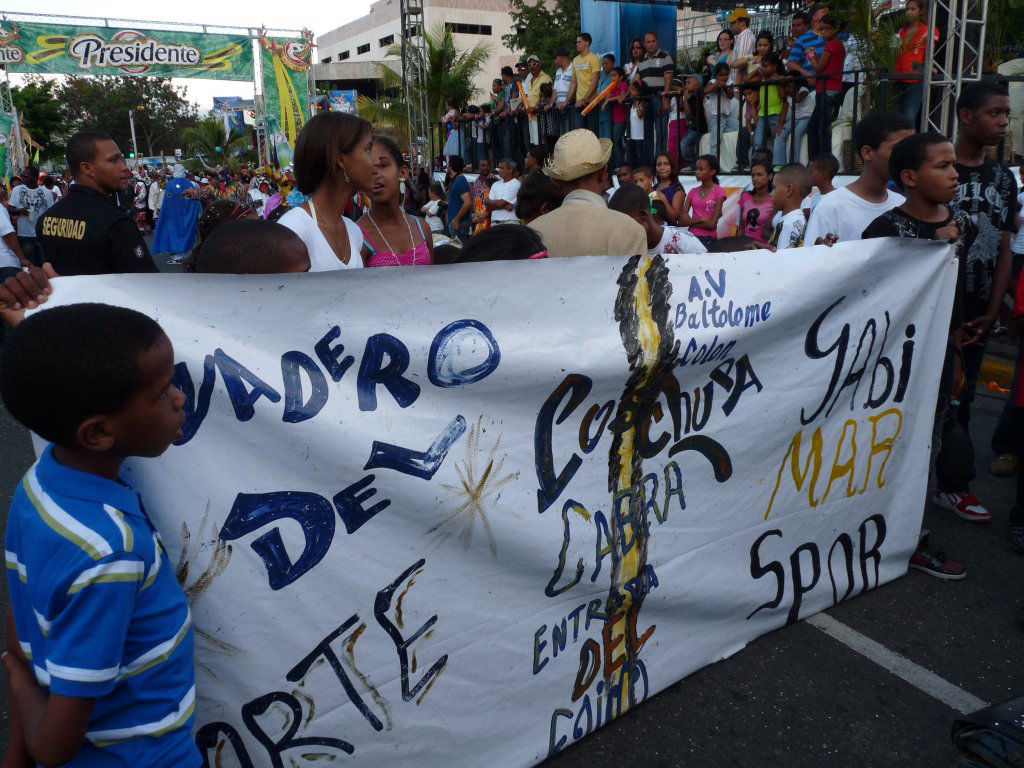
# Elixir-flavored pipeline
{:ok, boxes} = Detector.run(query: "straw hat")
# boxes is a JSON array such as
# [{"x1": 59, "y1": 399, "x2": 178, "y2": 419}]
[{"x1": 543, "y1": 129, "x2": 613, "y2": 181}]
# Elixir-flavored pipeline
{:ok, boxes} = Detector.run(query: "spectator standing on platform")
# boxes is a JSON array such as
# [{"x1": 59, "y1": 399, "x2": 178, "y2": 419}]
[
  {"x1": 706, "y1": 30, "x2": 737, "y2": 83},
  {"x1": 785, "y1": 10, "x2": 823, "y2": 78},
  {"x1": 705, "y1": 63, "x2": 737, "y2": 160},
  {"x1": 529, "y1": 129, "x2": 646, "y2": 258},
  {"x1": 568, "y1": 33, "x2": 601, "y2": 134},
  {"x1": 753, "y1": 53, "x2": 788, "y2": 159},
  {"x1": 597, "y1": 54, "x2": 616, "y2": 141},
  {"x1": 605, "y1": 67, "x2": 631, "y2": 169},
  {"x1": 729, "y1": 8, "x2": 756, "y2": 84},
  {"x1": 445, "y1": 154, "x2": 472, "y2": 241},
  {"x1": 526, "y1": 55, "x2": 552, "y2": 148},
  {"x1": 637, "y1": 32, "x2": 675, "y2": 165},
  {"x1": 628, "y1": 80, "x2": 646, "y2": 166},
  {"x1": 681, "y1": 74, "x2": 708, "y2": 172},
  {"x1": 553, "y1": 48, "x2": 574, "y2": 138},
  {"x1": 892, "y1": 0, "x2": 938, "y2": 128},
  {"x1": 9, "y1": 168, "x2": 55, "y2": 267},
  {"x1": 806, "y1": 14, "x2": 845, "y2": 156},
  {"x1": 775, "y1": 77, "x2": 815, "y2": 166}
]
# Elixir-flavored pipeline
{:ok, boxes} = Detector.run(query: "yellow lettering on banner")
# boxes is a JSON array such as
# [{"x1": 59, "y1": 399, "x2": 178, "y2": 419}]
[
  {"x1": 764, "y1": 407, "x2": 904, "y2": 519},
  {"x1": 764, "y1": 427, "x2": 823, "y2": 519},
  {"x1": 859, "y1": 407, "x2": 903, "y2": 493},
  {"x1": 823, "y1": 419, "x2": 858, "y2": 502}
]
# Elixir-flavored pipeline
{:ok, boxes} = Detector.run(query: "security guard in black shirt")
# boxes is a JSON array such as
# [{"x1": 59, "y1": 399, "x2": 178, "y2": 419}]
[{"x1": 36, "y1": 130, "x2": 158, "y2": 275}]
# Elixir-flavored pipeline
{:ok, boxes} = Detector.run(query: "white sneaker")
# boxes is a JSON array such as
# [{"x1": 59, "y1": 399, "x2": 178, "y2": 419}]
[{"x1": 932, "y1": 491, "x2": 991, "y2": 522}]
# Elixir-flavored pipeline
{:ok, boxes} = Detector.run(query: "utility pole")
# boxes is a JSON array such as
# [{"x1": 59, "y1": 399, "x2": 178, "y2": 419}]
[{"x1": 128, "y1": 109, "x2": 139, "y2": 166}]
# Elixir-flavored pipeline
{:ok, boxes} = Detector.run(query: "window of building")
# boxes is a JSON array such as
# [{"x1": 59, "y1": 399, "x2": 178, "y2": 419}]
[
  {"x1": 379, "y1": 34, "x2": 394, "y2": 47},
  {"x1": 357, "y1": 43, "x2": 370, "y2": 54},
  {"x1": 403, "y1": 24, "x2": 421, "y2": 38},
  {"x1": 443, "y1": 23, "x2": 492, "y2": 35},
  {"x1": 338, "y1": 51, "x2": 350, "y2": 60},
  {"x1": 321, "y1": 57, "x2": 331, "y2": 64}
]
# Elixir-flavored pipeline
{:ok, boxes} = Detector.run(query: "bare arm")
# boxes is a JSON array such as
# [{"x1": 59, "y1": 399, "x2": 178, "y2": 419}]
[
  {"x1": 567, "y1": 71, "x2": 578, "y2": 104},
  {"x1": 3, "y1": 233, "x2": 29, "y2": 268},
  {"x1": 678, "y1": 195, "x2": 694, "y2": 227},
  {"x1": 452, "y1": 191, "x2": 472, "y2": 227},
  {"x1": 3, "y1": 648, "x2": 93, "y2": 768}
]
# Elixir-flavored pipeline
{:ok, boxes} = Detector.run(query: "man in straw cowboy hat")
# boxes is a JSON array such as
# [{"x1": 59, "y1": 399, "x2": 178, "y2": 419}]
[{"x1": 528, "y1": 129, "x2": 646, "y2": 259}]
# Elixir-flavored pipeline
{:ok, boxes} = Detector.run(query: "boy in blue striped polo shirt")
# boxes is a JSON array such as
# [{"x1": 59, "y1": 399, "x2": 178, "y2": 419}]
[{"x1": 0, "y1": 303, "x2": 199, "y2": 767}]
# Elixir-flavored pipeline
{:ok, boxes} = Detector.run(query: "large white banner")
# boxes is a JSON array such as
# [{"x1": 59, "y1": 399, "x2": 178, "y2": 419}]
[{"x1": 47, "y1": 239, "x2": 956, "y2": 767}]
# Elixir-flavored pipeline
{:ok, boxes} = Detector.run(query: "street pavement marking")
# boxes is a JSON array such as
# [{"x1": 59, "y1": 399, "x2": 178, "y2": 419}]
[{"x1": 806, "y1": 613, "x2": 988, "y2": 715}]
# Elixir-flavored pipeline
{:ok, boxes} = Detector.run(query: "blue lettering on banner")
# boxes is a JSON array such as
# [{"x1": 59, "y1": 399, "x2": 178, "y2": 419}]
[
  {"x1": 364, "y1": 415, "x2": 467, "y2": 480},
  {"x1": 428, "y1": 319, "x2": 501, "y2": 387},
  {"x1": 280, "y1": 350, "x2": 329, "y2": 423},
  {"x1": 357, "y1": 333, "x2": 421, "y2": 411}
]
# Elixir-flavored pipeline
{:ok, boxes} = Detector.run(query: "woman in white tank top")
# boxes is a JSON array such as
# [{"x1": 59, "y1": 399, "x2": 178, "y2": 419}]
[{"x1": 279, "y1": 113, "x2": 377, "y2": 271}]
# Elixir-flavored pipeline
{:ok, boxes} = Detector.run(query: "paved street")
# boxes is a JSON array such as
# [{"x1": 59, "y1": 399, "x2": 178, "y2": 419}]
[{"x1": 0, "y1": 330, "x2": 1019, "y2": 765}]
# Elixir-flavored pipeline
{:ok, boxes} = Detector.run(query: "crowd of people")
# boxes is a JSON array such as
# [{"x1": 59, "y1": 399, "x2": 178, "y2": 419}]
[
  {"x1": 438, "y1": 0, "x2": 941, "y2": 175},
  {"x1": 0, "y1": 43, "x2": 1019, "y2": 766}
]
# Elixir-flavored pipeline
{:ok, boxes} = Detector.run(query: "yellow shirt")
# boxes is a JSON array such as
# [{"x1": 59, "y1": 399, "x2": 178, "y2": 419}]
[
  {"x1": 526, "y1": 71, "x2": 552, "y2": 109},
  {"x1": 572, "y1": 52, "x2": 600, "y2": 100}
]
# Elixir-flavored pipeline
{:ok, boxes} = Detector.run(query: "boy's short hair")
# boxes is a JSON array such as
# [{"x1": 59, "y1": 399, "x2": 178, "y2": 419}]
[
  {"x1": 956, "y1": 80, "x2": 1009, "y2": 116},
  {"x1": 634, "y1": 165, "x2": 654, "y2": 178},
  {"x1": 809, "y1": 152, "x2": 839, "y2": 177},
  {"x1": 501, "y1": 65, "x2": 514, "y2": 77},
  {"x1": 66, "y1": 131, "x2": 113, "y2": 177},
  {"x1": 608, "y1": 183, "x2": 649, "y2": 217},
  {"x1": 888, "y1": 132, "x2": 951, "y2": 186},
  {"x1": 196, "y1": 220, "x2": 307, "y2": 274},
  {"x1": 579, "y1": 32, "x2": 593, "y2": 44},
  {"x1": 555, "y1": 47, "x2": 569, "y2": 59},
  {"x1": 775, "y1": 163, "x2": 813, "y2": 198},
  {"x1": 792, "y1": 10, "x2": 811, "y2": 23},
  {"x1": 651, "y1": 198, "x2": 668, "y2": 222},
  {"x1": 540, "y1": 82, "x2": 553, "y2": 96},
  {"x1": 448, "y1": 154, "x2": 465, "y2": 173},
  {"x1": 852, "y1": 111, "x2": 913, "y2": 156},
  {"x1": 1, "y1": 304, "x2": 166, "y2": 446},
  {"x1": 819, "y1": 13, "x2": 839, "y2": 27},
  {"x1": 751, "y1": 147, "x2": 773, "y2": 167},
  {"x1": 603, "y1": 53, "x2": 615, "y2": 63},
  {"x1": 713, "y1": 62, "x2": 730, "y2": 77}
]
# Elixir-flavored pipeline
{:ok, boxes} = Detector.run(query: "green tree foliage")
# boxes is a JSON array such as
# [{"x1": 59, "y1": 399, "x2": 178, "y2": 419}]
[
  {"x1": 503, "y1": 0, "x2": 581, "y2": 67},
  {"x1": 11, "y1": 78, "x2": 63, "y2": 162},
  {"x1": 181, "y1": 115, "x2": 255, "y2": 172},
  {"x1": 358, "y1": 25, "x2": 492, "y2": 145},
  {"x1": 55, "y1": 76, "x2": 199, "y2": 157}
]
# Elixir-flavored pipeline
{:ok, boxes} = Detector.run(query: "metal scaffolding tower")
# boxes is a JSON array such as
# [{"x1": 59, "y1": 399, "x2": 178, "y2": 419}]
[
  {"x1": 921, "y1": 0, "x2": 988, "y2": 139},
  {"x1": 400, "y1": 0, "x2": 431, "y2": 167}
]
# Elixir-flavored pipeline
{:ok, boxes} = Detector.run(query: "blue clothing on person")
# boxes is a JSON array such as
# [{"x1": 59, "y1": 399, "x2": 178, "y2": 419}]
[
  {"x1": 788, "y1": 31, "x2": 825, "y2": 75},
  {"x1": 5, "y1": 445, "x2": 200, "y2": 767},
  {"x1": 446, "y1": 173, "x2": 471, "y2": 239},
  {"x1": 151, "y1": 178, "x2": 200, "y2": 255}
]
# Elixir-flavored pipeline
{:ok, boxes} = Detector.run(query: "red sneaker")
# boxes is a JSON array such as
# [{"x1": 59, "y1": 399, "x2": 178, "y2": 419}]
[
  {"x1": 909, "y1": 549, "x2": 967, "y2": 580},
  {"x1": 932, "y1": 491, "x2": 991, "y2": 522}
]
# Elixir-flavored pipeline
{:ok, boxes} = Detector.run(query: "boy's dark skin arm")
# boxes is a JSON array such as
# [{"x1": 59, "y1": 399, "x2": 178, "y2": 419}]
[
  {"x1": 3, "y1": 608, "x2": 32, "y2": 768},
  {"x1": 3, "y1": 636, "x2": 93, "y2": 768}
]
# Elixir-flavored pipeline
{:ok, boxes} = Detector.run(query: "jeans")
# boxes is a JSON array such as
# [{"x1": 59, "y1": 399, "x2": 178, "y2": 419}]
[
  {"x1": 992, "y1": 338, "x2": 1022, "y2": 454},
  {"x1": 17, "y1": 237, "x2": 43, "y2": 267},
  {"x1": 681, "y1": 128, "x2": 700, "y2": 169},
  {"x1": 575, "y1": 106, "x2": 599, "y2": 135},
  {"x1": 808, "y1": 90, "x2": 841, "y2": 158},
  {"x1": 753, "y1": 115, "x2": 779, "y2": 155},
  {"x1": 774, "y1": 115, "x2": 811, "y2": 165},
  {"x1": 708, "y1": 112, "x2": 738, "y2": 161},
  {"x1": 894, "y1": 82, "x2": 923, "y2": 129},
  {"x1": 736, "y1": 127, "x2": 751, "y2": 168},
  {"x1": 558, "y1": 106, "x2": 573, "y2": 139},
  {"x1": 612, "y1": 122, "x2": 627, "y2": 169},
  {"x1": 599, "y1": 109, "x2": 612, "y2": 140},
  {"x1": 628, "y1": 139, "x2": 644, "y2": 167},
  {"x1": 643, "y1": 95, "x2": 668, "y2": 165}
]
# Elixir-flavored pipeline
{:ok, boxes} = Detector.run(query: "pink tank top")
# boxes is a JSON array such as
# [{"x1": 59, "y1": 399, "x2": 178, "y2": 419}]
[{"x1": 361, "y1": 216, "x2": 433, "y2": 267}]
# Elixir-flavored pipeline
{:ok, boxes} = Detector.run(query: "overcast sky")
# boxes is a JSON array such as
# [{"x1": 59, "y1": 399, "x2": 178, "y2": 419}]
[{"x1": 4, "y1": 1, "x2": 374, "y2": 111}]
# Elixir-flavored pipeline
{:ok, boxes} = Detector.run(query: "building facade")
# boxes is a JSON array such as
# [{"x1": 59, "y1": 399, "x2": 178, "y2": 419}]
[{"x1": 315, "y1": 0, "x2": 524, "y2": 102}]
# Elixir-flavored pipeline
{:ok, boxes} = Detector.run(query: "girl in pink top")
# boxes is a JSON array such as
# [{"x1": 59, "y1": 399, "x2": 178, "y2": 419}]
[
  {"x1": 359, "y1": 135, "x2": 433, "y2": 267},
  {"x1": 736, "y1": 159, "x2": 776, "y2": 243},
  {"x1": 680, "y1": 154, "x2": 727, "y2": 245}
]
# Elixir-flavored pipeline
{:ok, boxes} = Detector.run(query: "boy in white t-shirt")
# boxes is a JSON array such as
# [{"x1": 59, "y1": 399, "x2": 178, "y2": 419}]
[
  {"x1": 770, "y1": 163, "x2": 813, "y2": 249},
  {"x1": 805, "y1": 112, "x2": 914, "y2": 244},
  {"x1": 608, "y1": 183, "x2": 708, "y2": 255},
  {"x1": 0, "y1": 205, "x2": 29, "y2": 277}
]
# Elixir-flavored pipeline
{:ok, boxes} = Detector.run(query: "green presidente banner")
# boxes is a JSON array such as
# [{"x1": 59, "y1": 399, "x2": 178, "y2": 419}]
[{"x1": 0, "y1": 20, "x2": 254, "y2": 81}]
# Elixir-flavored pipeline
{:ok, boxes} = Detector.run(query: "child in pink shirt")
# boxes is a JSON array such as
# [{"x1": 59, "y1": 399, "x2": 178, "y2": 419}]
[{"x1": 680, "y1": 154, "x2": 727, "y2": 245}]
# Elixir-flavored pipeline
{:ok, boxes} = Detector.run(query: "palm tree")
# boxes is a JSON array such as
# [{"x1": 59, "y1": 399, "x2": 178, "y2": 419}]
[
  {"x1": 357, "y1": 25, "x2": 492, "y2": 147},
  {"x1": 181, "y1": 116, "x2": 256, "y2": 172}
]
